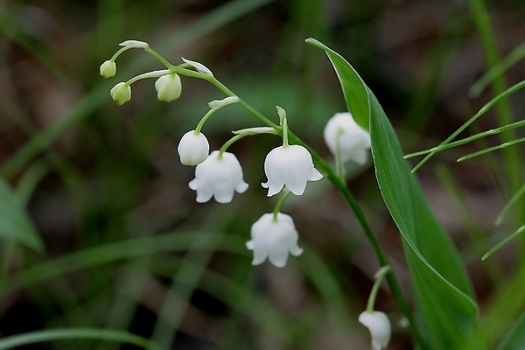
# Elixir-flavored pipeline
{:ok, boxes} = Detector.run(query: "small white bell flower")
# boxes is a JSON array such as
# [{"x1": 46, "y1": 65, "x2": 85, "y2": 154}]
[
  {"x1": 100, "y1": 60, "x2": 116, "y2": 78},
  {"x1": 178, "y1": 130, "x2": 209, "y2": 166},
  {"x1": 358, "y1": 311, "x2": 391, "y2": 350},
  {"x1": 246, "y1": 212, "x2": 303, "y2": 267},
  {"x1": 155, "y1": 73, "x2": 182, "y2": 102},
  {"x1": 189, "y1": 151, "x2": 248, "y2": 203},
  {"x1": 262, "y1": 145, "x2": 323, "y2": 196},
  {"x1": 110, "y1": 82, "x2": 131, "y2": 105},
  {"x1": 324, "y1": 112, "x2": 371, "y2": 165}
]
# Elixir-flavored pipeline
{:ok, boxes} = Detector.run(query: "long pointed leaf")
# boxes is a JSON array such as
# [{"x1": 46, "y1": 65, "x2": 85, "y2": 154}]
[{"x1": 309, "y1": 38, "x2": 480, "y2": 348}]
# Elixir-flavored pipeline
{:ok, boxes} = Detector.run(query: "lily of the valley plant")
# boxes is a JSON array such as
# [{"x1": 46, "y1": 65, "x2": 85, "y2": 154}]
[{"x1": 100, "y1": 39, "x2": 397, "y2": 350}]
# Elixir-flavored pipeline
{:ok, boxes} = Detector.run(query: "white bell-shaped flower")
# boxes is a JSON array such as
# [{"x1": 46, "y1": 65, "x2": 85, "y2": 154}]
[
  {"x1": 100, "y1": 60, "x2": 116, "y2": 78},
  {"x1": 155, "y1": 73, "x2": 182, "y2": 102},
  {"x1": 178, "y1": 130, "x2": 209, "y2": 166},
  {"x1": 189, "y1": 151, "x2": 248, "y2": 203},
  {"x1": 262, "y1": 145, "x2": 322, "y2": 196},
  {"x1": 324, "y1": 112, "x2": 371, "y2": 165},
  {"x1": 110, "y1": 82, "x2": 131, "y2": 105},
  {"x1": 246, "y1": 212, "x2": 303, "y2": 267},
  {"x1": 358, "y1": 311, "x2": 391, "y2": 350}
]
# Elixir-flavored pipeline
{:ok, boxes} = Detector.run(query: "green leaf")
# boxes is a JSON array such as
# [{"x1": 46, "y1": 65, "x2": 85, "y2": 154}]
[
  {"x1": 496, "y1": 310, "x2": 525, "y2": 350},
  {"x1": 305, "y1": 38, "x2": 369, "y2": 130},
  {"x1": 0, "y1": 177, "x2": 42, "y2": 251},
  {"x1": 308, "y1": 38, "x2": 480, "y2": 348}
]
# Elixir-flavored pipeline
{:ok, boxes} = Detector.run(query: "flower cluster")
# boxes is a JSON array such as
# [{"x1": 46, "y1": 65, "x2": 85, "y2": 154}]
[
  {"x1": 175, "y1": 105, "x2": 323, "y2": 267},
  {"x1": 100, "y1": 40, "x2": 371, "y2": 269}
]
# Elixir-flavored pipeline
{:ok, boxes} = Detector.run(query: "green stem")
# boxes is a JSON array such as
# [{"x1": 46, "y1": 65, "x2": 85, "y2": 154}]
[
  {"x1": 195, "y1": 108, "x2": 217, "y2": 134},
  {"x1": 366, "y1": 266, "x2": 390, "y2": 312},
  {"x1": 273, "y1": 191, "x2": 292, "y2": 221},
  {"x1": 219, "y1": 134, "x2": 244, "y2": 156},
  {"x1": 110, "y1": 46, "x2": 130, "y2": 62},
  {"x1": 126, "y1": 69, "x2": 170, "y2": 85},
  {"x1": 144, "y1": 47, "x2": 175, "y2": 70}
]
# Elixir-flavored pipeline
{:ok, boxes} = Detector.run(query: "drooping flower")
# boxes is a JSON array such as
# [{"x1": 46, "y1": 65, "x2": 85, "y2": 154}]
[
  {"x1": 155, "y1": 73, "x2": 182, "y2": 102},
  {"x1": 262, "y1": 145, "x2": 322, "y2": 196},
  {"x1": 110, "y1": 82, "x2": 131, "y2": 105},
  {"x1": 358, "y1": 311, "x2": 391, "y2": 350},
  {"x1": 189, "y1": 151, "x2": 248, "y2": 203},
  {"x1": 178, "y1": 130, "x2": 209, "y2": 166},
  {"x1": 100, "y1": 60, "x2": 116, "y2": 78},
  {"x1": 246, "y1": 212, "x2": 303, "y2": 267},
  {"x1": 323, "y1": 112, "x2": 371, "y2": 165}
]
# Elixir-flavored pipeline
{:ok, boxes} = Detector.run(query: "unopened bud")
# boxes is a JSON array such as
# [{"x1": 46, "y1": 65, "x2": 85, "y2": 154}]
[
  {"x1": 100, "y1": 60, "x2": 116, "y2": 78},
  {"x1": 155, "y1": 74, "x2": 182, "y2": 102},
  {"x1": 110, "y1": 82, "x2": 131, "y2": 105}
]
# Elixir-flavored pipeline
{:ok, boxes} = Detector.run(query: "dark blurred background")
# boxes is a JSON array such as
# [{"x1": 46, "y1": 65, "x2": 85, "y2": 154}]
[{"x1": 1, "y1": 0, "x2": 525, "y2": 349}]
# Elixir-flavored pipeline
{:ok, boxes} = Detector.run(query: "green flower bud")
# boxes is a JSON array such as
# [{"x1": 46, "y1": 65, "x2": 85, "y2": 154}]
[
  {"x1": 110, "y1": 82, "x2": 131, "y2": 105},
  {"x1": 155, "y1": 74, "x2": 182, "y2": 102},
  {"x1": 100, "y1": 60, "x2": 116, "y2": 78}
]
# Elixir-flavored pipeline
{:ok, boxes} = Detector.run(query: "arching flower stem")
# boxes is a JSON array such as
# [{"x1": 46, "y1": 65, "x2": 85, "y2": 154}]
[
  {"x1": 195, "y1": 108, "x2": 217, "y2": 134},
  {"x1": 367, "y1": 266, "x2": 391, "y2": 313},
  {"x1": 273, "y1": 190, "x2": 292, "y2": 221},
  {"x1": 110, "y1": 46, "x2": 131, "y2": 62},
  {"x1": 126, "y1": 69, "x2": 170, "y2": 85},
  {"x1": 218, "y1": 127, "x2": 277, "y2": 159},
  {"x1": 276, "y1": 106, "x2": 289, "y2": 147},
  {"x1": 218, "y1": 134, "x2": 242, "y2": 160}
]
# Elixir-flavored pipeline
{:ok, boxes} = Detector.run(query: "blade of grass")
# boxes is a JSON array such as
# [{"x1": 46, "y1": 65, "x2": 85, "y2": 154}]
[
  {"x1": 470, "y1": 41, "x2": 525, "y2": 97},
  {"x1": 457, "y1": 137, "x2": 525, "y2": 162},
  {"x1": 467, "y1": 0, "x2": 522, "y2": 230},
  {"x1": 405, "y1": 119, "x2": 525, "y2": 159},
  {"x1": 496, "y1": 183, "x2": 525, "y2": 226},
  {"x1": 0, "y1": 328, "x2": 163, "y2": 350},
  {"x1": 0, "y1": 232, "x2": 247, "y2": 298},
  {"x1": 408, "y1": 79, "x2": 525, "y2": 171},
  {"x1": 482, "y1": 225, "x2": 525, "y2": 261}
]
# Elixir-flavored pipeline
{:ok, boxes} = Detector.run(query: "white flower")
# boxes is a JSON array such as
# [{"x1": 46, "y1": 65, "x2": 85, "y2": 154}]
[
  {"x1": 358, "y1": 311, "x2": 391, "y2": 350},
  {"x1": 262, "y1": 145, "x2": 322, "y2": 196},
  {"x1": 182, "y1": 57, "x2": 213, "y2": 76},
  {"x1": 324, "y1": 112, "x2": 371, "y2": 165},
  {"x1": 119, "y1": 40, "x2": 149, "y2": 49},
  {"x1": 189, "y1": 151, "x2": 248, "y2": 203},
  {"x1": 110, "y1": 82, "x2": 131, "y2": 105},
  {"x1": 246, "y1": 212, "x2": 303, "y2": 267},
  {"x1": 100, "y1": 60, "x2": 116, "y2": 78},
  {"x1": 155, "y1": 73, "x2": 182, "y2": 102},
  {"x1": 178, "y1": 130, "x2": 209, "y2": 166}
]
